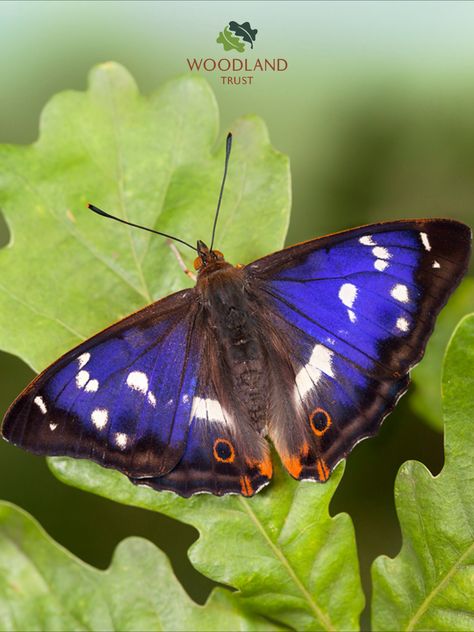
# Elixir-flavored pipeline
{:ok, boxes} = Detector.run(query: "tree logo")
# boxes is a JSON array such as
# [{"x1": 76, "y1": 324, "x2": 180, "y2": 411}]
[{"x1": 216, "y1": 21, "x2": 258, "y2": 53}]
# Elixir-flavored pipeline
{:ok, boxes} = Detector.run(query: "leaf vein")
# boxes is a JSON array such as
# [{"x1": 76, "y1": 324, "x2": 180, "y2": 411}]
[
  {"x1": 1, "y1": 162, "x2": 149, "y2": 301},
  {"x1": 104, "y1": 71, "x2": 152, "y2": 303},
  {"x1": 0, "y1": 279, "x2": 84, "y2": 342},
  {"x1": 406, "y1": 540, "x2": 474, "y2": 631},
  {"x1": 238, "y1": 497, "x2": 336, "y2": 631}
]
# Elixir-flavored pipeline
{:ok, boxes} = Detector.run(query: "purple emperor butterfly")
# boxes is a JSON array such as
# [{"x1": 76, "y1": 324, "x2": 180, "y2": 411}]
[{"x1": 2, "y1": 134, "x2": 471, "y2": 496}]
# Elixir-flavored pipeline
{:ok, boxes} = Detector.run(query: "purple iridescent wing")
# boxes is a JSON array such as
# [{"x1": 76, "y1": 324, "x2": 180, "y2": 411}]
[
  {"x1": 2, "y1": 289, "x2": 200, "y2": 478},
  {"x1": 245, "y1": 219, "x2": 471, "y2": 481},
  {"x1": 131, "y1": 328, "x2": 273, "y2": 497}
]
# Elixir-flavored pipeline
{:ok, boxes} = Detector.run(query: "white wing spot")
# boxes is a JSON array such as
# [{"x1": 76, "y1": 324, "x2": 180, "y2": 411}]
[
  {"x1": 396, "y1": 317, "x2": 409, "y2": 332},
  {"x1": 77, "y1": 352, "x2": 90, "y2": 369},
  {"x1": 433, "y1": 260, "x2": 441, "y2": 269},
  {"x1": 85, "y1": 379, "x2": 99, "y2": 393},
  {"x1": 91, "y1": 408, "x2": 108, "y2": 430},
  {"x1": 391, "y1": 284, "x2": 409, "y2": 303},
  {"x1": 310, "y1": 344, "x2": 334, "y2": 377},
  {"x1": 295, "y1": 344, "x2": 334, "y2": 398},
  {"x1": 420, "y1": 232, "x2": 431, "y2": 251},
  {"x1": 191, "y1": 397, "x2": 227, "y2": 424},
  {"x1": 147, "y1": 392, "x2": 156, "y2": 407},
  {"x1": 126, "y1": 371, "x2": 149, "y2": 395},
  {"x1": 191, "y1": 397, "x2": 207, "y2": 420},
  {"x1": 339, "y1": 283, "x2": 358, "y2": 322},
  {"x1": 76, "y1": 370, "x2": 89, "y2": 389},
  {"x1": 115, "y1": 432, "x2": 128, "y2": 449},
  {"x1": 207, "y1": 399, "x2": 226, "y2": 422},
  {"x1": 34, "y1": 396, "x2": 47, "y2": 414},
  {"x1": 374, "y1": 259, "x2": 389, "y2": 271},
  {"x1": 49, "y1": 423, "x2": 58, "y2": 431},
  {"x1": 372, "y1": 246, "x2": 391, "y2": 260},
  {"x1": 338, "y1": 283, "x2": 357, "y2": 308},
  {"x1": 359, "y1": 235, "x2": 376, "y2": 246},
  {"x1": 182, "y1": 394, "x2": 190, "y2": 404}
]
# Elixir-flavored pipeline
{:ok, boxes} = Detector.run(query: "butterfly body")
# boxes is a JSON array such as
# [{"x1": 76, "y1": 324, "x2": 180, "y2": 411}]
[
  {"x1": 197, "y1": 262, "x2": 272, "y2": 434},
  {"x1": 2, "y1": 218, "x2": 471, "y2": 496}
]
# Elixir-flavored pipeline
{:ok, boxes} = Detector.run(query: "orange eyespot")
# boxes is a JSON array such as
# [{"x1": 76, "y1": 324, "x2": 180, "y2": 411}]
[
  {"x1": 193, "y1": 256, "x2": 204, "y2": 271},
  {"x1": 310, "y1": 408, "x2": 332, "y2": 436},
  {"x1": 213, "y1": 438, "x2": 235, "y2": 463}
]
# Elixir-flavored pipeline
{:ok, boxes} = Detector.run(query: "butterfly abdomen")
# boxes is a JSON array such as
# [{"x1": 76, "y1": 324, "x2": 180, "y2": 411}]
[{"x1": 197, "y1": 265, "x2": 270, "y2": 433}]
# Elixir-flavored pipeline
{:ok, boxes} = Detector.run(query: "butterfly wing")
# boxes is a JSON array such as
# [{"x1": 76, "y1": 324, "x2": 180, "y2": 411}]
[
  {"x1": 2, "y1": 288, "x2": 201, "y2": 479},
  {"x1": 131, "y1": 387, "x2": 272, "y2": 497},
  {"x1": 245, "y1": 219, "x2": 471, "y2": 481},
  {"x1": 3, "y1": 218, "x2": 470, "y2": 496},
  {"x1": 131, "y1": 317, "x2": 273, "y2": 497}
]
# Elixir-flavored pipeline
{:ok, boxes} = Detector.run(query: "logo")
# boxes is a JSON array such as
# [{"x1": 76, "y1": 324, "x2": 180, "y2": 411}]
[
  {"x1": 216, "y1": 21, "x2": 258, "y2": 53},
  {"x1": 185, "y1": 20, "x2": 288, "y2": 86}
]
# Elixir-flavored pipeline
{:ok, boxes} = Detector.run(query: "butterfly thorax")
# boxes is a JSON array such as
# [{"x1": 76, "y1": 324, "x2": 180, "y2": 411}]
[{"x1": 196, "y1": 264, "x2": 270, "y2": 433}]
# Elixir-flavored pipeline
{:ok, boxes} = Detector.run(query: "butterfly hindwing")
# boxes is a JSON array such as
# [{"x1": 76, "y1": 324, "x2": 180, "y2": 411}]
[
  {"x1": 132, "y1": 332, "x2": 273, "y2": 497},
  {"x1": 246, "y1": 219, "x2": 471, "y2": 481},
  {"x1": 2, "y1": 289, "x2": 200, "y2": 478}
]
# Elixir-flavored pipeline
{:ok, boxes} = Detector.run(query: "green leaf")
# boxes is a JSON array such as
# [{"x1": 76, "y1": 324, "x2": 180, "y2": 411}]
[
  {"x1": 371, "y1": 314, "x2": 474, "y2": 631},
  {"x1": 411, "y1": 277, "x2": 474, "y2": 431},
  {"x1": 0, "y1": 62, "x2": 290, "y2": 372},
  {"x1": 0, "y1": 501, "x2": 272, "y2": 631},
  {"x1": 0, "y1": 64, "x2": 363, "y2": 629},
  {"x1": 50, "y1": 457, "x2": 364, "y2": 631},
  {"x1": 216, "y1": 27, "x2": 245, "y2": 53}
]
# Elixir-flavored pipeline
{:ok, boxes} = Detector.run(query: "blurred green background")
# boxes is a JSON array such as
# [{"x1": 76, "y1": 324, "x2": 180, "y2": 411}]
[{"x1": 1, "y1": 0, "x2": 473, "y2": 623}]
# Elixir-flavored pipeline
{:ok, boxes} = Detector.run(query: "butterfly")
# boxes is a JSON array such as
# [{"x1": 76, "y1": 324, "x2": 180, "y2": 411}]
[{"x1": 2, "y1": 133, "x2": 471, "y2": 497}]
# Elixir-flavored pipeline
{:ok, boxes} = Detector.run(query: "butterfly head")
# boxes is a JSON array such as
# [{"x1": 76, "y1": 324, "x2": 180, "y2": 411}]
[{"x1": 194, "y1": 240, "x2": 225, "y2": 273}]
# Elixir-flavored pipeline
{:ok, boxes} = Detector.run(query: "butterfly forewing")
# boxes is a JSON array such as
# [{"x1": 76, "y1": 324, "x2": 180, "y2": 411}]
[
  {"x1": 2, "y1": 289, "x2": 200, "y2": 478},
  {"x1": 245, "y1": 219, "x2": 471, "y2": 481}
]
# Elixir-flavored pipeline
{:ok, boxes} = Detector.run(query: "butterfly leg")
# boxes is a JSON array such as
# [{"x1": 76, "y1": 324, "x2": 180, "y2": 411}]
[{"x1": 167, "y1": 240, "x2": 197, "y2": 281}]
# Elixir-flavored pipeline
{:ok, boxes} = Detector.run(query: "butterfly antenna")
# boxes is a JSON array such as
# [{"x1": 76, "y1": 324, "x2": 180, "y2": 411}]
[
  {"x1": 210, "y1": 132, "x2": 232, "y2": 252},
  {"x1": 87, "y1": 204, "x2": 198, "y2": 253}
]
